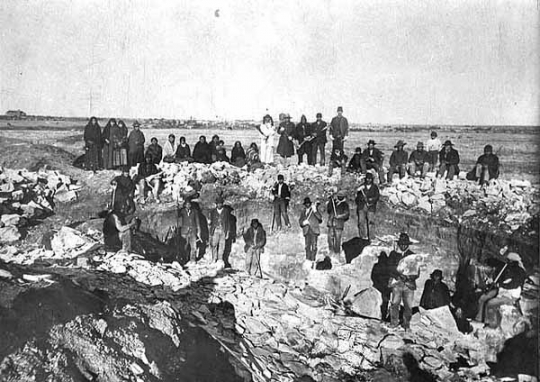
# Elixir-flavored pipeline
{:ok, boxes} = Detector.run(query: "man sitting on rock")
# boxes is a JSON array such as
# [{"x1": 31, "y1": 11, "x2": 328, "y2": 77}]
[
  {"x1": 420, "y1": 269, "x2": 451, "y2": 310},
  {"x1": 327, "y1": 190, "x2": 350, "y2": 256},
  {"x1": 361, "y1": 140, "x2": 385, "y2": 184},
  {"x1": 389, "y1": 233, "x2": 419, "y2": 330},
  {"x1": 467, "y1": 144, "x2": 500, "y2": 185},
  {"x1": 437, "y1": 140, "x2": 460, "y2": 180},
  {"x1": 387, "y1": 140, "x2": 408, "y2": 183},
  {"x1": 347, "y1": 147, "x2": 364, "y2": 174},
  {"x1": 408, "y1": 141, "x2": 429, "y2": 178},
  {"x1": 243, "y1": 218, "x2": 266, "y2": 277},
  {"x1": 299, "y1": 197, "x2": 323, "y2": 268},
  {"x1": 327, "y1": 147, "x2": 348, "y2": 177}
]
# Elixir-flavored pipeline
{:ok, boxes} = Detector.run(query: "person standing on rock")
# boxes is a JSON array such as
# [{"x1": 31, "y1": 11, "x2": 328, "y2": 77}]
[
  {"x1": 408, "y1": 141, "x2": 429, "y2": 178},
  {"x1": 83, "y1": 116, "x2": 102, "y2": 171},
  {"x1": 299, "y1": 197, "x2": 323, "y2": 267},
  {"x1": 258, "y1": 114, "x2": 276, "y2": 164},
  {"x1": 104, "y1": 179, "x2": 138, "y2": 253},
  {"x1": 387, "y1": 140, "x2": 408, "y2": 183},
  {"x1": 388, "y1": 233, "x2": 419, "y2": 330},
  {"x1": 127, "y1": 121, "x2": 145, "y2": 167},
  {"x1": 111, "y1": 166, "x2": 136, "y2": 219},
  {"x1": 295, "y1": 115, "x2": 313, "y2": 165},
  {"x1": 178, "y1": 199, "x2": 201, "y2": 264},
  {"x1": 116, "y1": 120, "x2": 129, "y2": 167},
  {"x1": 271, "y1": 174, "x2": 291, "y2": 231},
  {"x1": 102, "y1": 118, "x2": 122, "y2": 169},
  {"x1": 425, "y1": 131, "x2": 442, "y2": 172},
  {"x1": 420, "y1": 269, "x2": 451, "y2": 310},
  {"x1": 329, "y1": 106, "x2": 348, "y2": 151},
  {"x1": 437, "y1": 140, "x2": 460, "y2": 180},
  {"x1": 243, "y1": 218, "x2": 266, "y2": 277},
  {"x1": 276, "y1": 114, "x2": 295, "y2": 166},
  {"x1": 371, "y1": 251, "x2": 392, "y2": 321},
  {"x1": 311, "y1": 112, "x2": 328, "y2": 166},
  {"x1": 326, "y1": 190, "x2": 350, "y2": 256},
  {"x1": 361, "y1": 140, "x2": 385, "y2": 184},
  {"x1": 355, "y1": 172, "x2": 380, "y2": 241},
  {"x1": 208, "y1": 196, "x2": 233, "y2": 265}
]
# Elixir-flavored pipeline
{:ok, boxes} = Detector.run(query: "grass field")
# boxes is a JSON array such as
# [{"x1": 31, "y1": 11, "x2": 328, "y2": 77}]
[{"x1": 0, "y1": 122, "x2": 538, "y2": 182}]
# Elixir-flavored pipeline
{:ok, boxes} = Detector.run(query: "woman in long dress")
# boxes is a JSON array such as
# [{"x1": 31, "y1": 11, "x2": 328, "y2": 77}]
[
  {"x1": 84, "y1": 116, "x2": 102, "y2": 171},
  {"x1": 102, "y1": 118, "x2": 122, "y2": 169},
  {"x1": 259, "y1": 114, "x2": 276, "y2": 164},
  {"x1": 276, "y1": 114, "x2": 295, "y2": 166}
]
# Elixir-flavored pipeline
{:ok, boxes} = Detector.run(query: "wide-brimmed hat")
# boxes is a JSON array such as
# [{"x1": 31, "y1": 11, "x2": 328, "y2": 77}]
[
  {"x1": 251, "y1": 218, "x2": 260, "y2": 226},
  {"x1": 303, "y1": 197, "x2": 312, "y2": 205},
  {"x1": 397, "y1": 233, "x2": 412, "y2": 245},
  {"x1": 443, "y1": 140, "x2": 454, "y2": 146},
  {"x1": 417, "y1": 141, "x2": 424, "y2": 147},
  {"x1": 431, "y1": 269, "x2": 443, "y2": 279},
  {"x1": 394, "y1": 140, "x2": 406, "y2": 148},
  {"x1": 316, "y1": 112, "x2": 322, "y2": 118},
  {"x1": 367, "y1": 139, "x2": 376, "y2": 146},
  {"x1": 133, "y1": 121, "x2": 141, "y2": 127},
  {"x1": 284, "y1": 113, "x2": 291, "y2": 119}
]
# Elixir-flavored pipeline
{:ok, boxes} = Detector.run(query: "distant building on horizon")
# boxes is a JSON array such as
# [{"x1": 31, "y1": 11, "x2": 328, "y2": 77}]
[{"x1": 4, "y1": 110, "x2": 27, "y2": 119}]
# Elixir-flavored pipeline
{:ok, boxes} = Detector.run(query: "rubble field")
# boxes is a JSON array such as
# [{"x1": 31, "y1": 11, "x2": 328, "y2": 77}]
[{"x1": 0, "y1": 138, "x2": 539, "y2": 382}]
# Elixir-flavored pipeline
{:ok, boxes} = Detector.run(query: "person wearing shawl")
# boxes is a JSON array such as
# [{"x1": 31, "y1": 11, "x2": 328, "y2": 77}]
[
  {"x1": 134, "y1": 153, "x2": 162, "y2": 203},
  {"x1": 193, "y1": 135, "x2": 212, "y2": 164},
  {"x1": 163, "y1": 134, "x2": 178, "y2": 163},
  {"x1": 231, "y1": 141, "x2": 246, "y2": 167},
  {"x1": 347, "y1": 147, "x2": 364, "y2": 174},
  {"x1": 215, "y1": 146, "x2": 230, "y2": 163},
  {"x1": 420, "y1": 269, "x2": 451, "y2": 310},
  {"x1": 295, "y1": 114, "x2": 314, "y2": 165},
  {"x1": 102, "y1": 118, "x2": 123, "y2": 169},
  {"x1": 175, "y1": 136, "x2": 193, "y2": 162},
  {"x1": 115, "y1": 120, "x2": 129, "y2": 167},
  {"x1": 246, "y1": 142, "x2": 263, "y2": 170},
  {"x1": 145, "y1": 137, "x2": 163, "y2": 165},
  {"x1": 127, "y1": 121, "x2": 145, "y2": 166},
  {"x1": 276, "y1": 114, "x2": 295, "y2": 166},
  {"x1": 258, "y1": 114, "x2": 276, "y2": 164},
  {"x1": 83, "y1": 116, "x2": 102, "y2": 171},
  {"x1": 210, "y1": 135, "x2": 220, "y2": 163}
]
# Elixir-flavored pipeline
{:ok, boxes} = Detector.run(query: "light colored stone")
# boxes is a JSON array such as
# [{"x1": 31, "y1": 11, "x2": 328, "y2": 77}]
[
  {"x1": 348, "y1": 287, "x2": 382, "y2": 319},
  {"x1": 0, "y1": 226, "x2": 21, "y2": 244}
]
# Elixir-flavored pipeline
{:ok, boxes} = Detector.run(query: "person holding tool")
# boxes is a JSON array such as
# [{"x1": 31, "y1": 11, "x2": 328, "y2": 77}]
[
  {"x1": 326, "y1": 189, "x2": 350, "y2": 256},
  {"x1": 243, "y1": 218, "x2": 266, "y2": 277},
  {"x1": 355, "y1": 172, "x2": 380, "y2": 241},
  {"x1": 299, "y1": 197, "x2": 323, "y2": 267}
]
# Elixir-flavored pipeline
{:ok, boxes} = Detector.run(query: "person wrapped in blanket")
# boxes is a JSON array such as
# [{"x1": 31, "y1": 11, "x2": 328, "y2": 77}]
[{"x1": 134, "y1": 153, "x2": 162, "y2": 204}]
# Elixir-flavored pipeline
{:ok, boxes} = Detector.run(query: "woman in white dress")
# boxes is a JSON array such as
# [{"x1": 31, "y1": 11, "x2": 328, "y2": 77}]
[{"x1": 258, "y1": 114, "x2": 276, "y2": 164}]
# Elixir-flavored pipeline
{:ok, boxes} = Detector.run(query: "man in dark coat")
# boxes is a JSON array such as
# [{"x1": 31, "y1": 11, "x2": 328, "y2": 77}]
[
  {"x1": 371, "y1": 251, "x2": 391, "y2": 321},
  {"x1": 271, "y1": 174, "x2": 291, "y2": 230},
  {"x1": 327, "y1": 147, "x2": 348, "y2": 177},
  {"x1": 361, "y1": 140, "x2": 385, "y2": 184},
  {"x1": 408, "y1": 141, "x2": 429, "y2": 178},
  {"x1": 387, "y1": 140, "x2": 408, "y2": 183},
  {"x1": 127, "y1": 121, "x2": 145, "y2": 166},
  {"x1": 438, "y1": 140, "x2": 460, "y2": 180},
  {"x1": 193, "y1": 135, "x2": 212, "y2": 164},
  {"x1": 420, "y1": 269, "x2": 451, "y2": 310},
  {"x1": 295, "y1": 115, "x2": 314, "y2": 165},
  {"x1": 84, "y1": 116, "x2": 102, "y2": 171},
  {"x1": 347, "y1": 147, "x2": 364, "y2": 174},
  {"x1": 276, "y1": 114, "x2": 295, "y2": 166},
  {"x1": 389, "y1": 233, "x2": 419, "y2": 329},
  {"x1": 311, "y1": 113, "x2": 328, "y2": 166},
  {"x1": 329, "y1": 106, "x2": 349, "y2": 151},
  {"x1": 111, "y1": 166, "x2": 136, "y2": 218},
  {"x1": 178, "y1": 199, "x2": 200, "y2": 263},
  {"x1": 243, "y1": 218, "x2": 266, "y2": 277},
  {"x1": 355, "y1": 172, "x2": 380, "y2": 240},
  {"x1": 208, "y1": 196, "x2": 234, "y2": 264},
  {"x1": 299, "y1": 197, "x2": 323, "y2": 265},
  {"x1": 145, "y1": 137, "x2": 163, "y2": 165},
  {"x1": 467, "y1": 144, "x2": 500, "y2": 185},
  {"x1": 327, "y1": 190, "x2": 350, "y2": 255}
]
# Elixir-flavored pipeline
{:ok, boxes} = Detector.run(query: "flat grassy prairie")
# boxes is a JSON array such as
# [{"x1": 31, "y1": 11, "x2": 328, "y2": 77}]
[{"x1": 0, "y1": 122, "x2": 538, "y2": 182}]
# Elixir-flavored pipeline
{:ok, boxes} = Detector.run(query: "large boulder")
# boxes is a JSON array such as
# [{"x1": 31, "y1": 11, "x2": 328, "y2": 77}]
[{"x1": 347, "y1": 287, "x2": 382, "y2": 319}]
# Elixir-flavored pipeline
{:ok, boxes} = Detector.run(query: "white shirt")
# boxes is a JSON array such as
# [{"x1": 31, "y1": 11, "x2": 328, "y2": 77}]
[
  {"x1": 163, "y1": 141, "x2": 178, "y2": 157},
  {"x1": 425, "y1": 138, "x2": 442, "y2": 152}
]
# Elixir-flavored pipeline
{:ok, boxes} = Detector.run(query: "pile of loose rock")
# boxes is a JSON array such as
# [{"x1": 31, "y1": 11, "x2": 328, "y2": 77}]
[{"x1": 0, "y1": 167, "x2": 81, "y2": 244}]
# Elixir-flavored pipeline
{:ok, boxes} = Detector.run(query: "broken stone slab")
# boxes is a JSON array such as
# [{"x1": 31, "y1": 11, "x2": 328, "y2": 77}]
[
  {"x1": 1, "y1": 214, "x2": 26, "y2": 227},
  {"x1": 347, "y1": 287, "x2": 382, "y2": 319}
]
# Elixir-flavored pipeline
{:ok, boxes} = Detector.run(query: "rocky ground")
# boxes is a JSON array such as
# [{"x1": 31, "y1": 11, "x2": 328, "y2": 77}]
[{"x1": 0, "y1": 137, "x2": 538, "y2": 381}]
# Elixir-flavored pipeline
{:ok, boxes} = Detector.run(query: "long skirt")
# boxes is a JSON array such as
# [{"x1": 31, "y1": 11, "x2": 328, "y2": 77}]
[
  {"x1": 85, "y1": 144, "x2": 101, "y2": 171},
  {"x1": 260, "y1": 139, "x2": 274, "y2": 163},
  {"x1": 102, "y1": 144, "x2": 114, "y2": 169},
  {"x1": 113, "y1": 148, "x2": 128, "y2": 167}
]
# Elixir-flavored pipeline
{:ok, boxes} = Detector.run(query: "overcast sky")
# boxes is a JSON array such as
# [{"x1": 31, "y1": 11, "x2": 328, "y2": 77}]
[{"x1": 0, "y1": 0, "x2": 538, "y2": 125}]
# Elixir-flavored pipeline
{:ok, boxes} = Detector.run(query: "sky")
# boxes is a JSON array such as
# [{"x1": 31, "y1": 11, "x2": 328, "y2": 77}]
[{"x1": 0, "y1": 0, "x2": 538, "y2": 125}]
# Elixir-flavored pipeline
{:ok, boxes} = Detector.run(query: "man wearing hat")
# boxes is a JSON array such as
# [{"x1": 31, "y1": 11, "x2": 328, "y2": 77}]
[
  {"x1": 311, "y1": 112, "x2": 328, "y2": 166},
  {"x1": 347, "y1": 147, "x2": 364, "y2": 174},
  {"x1": 438, "y1": 140, "x2": 460, "y2": 180},
  {"x1": 178, "y1": 199, "x2": 201, "y2": 263},
  {"x1": 408, "y1": 141, "x2": 429, "y2": 178},
  {"x1": 243, "y1": 218, "x2": 266, "y2": 277},
  {"x1": 420, "y1": 269, "x2": 451, "y2": 310},
  {"x1": 329, "y1": 106, "x2": 349, "y2": 151},
  {"x1": 361, "y1": 140, "x2": 385, "y2": 183},
  {"x1": 326, "y1": 189, "x2": 350, "y2": 255},
  {"x1": 271, "y1": 174, "x2": 291, "y2": 230},
  {"x1": 299, "y1": 197, "x2": 323, "y2": 266},
  {"x1": 208, "y1": 196, "x2": 233, "y2": 264},
  {"x1": 387, "y1": 140, "x2": 409, "y2": 183},
  {"x1": 127, "y1": 121, "x2": 145, "y2": 166},
  {"x1": 276, "y1": 114, "x2": 295, "y2": 166},
  {"x1": 467, "y1": 144, "x2": 500, "y2": 185},
  {"x1": 355, "y1": 172, "x2": 380, "y2": 240},
  {"x1": 388, "y1": 233, "x2": 419, "y2": 329},
  {"x1": 425, "y1": 131, "x2": 442, "y2": 172}
]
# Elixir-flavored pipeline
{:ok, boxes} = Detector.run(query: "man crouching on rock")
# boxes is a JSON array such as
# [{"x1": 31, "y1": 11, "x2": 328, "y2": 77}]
[
  {"x1": 243, "y1": 218, "x2": 266, "y2": 277},
  {"x1": 388, "y1": 233, "x2": 420, "y2": 330}
]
